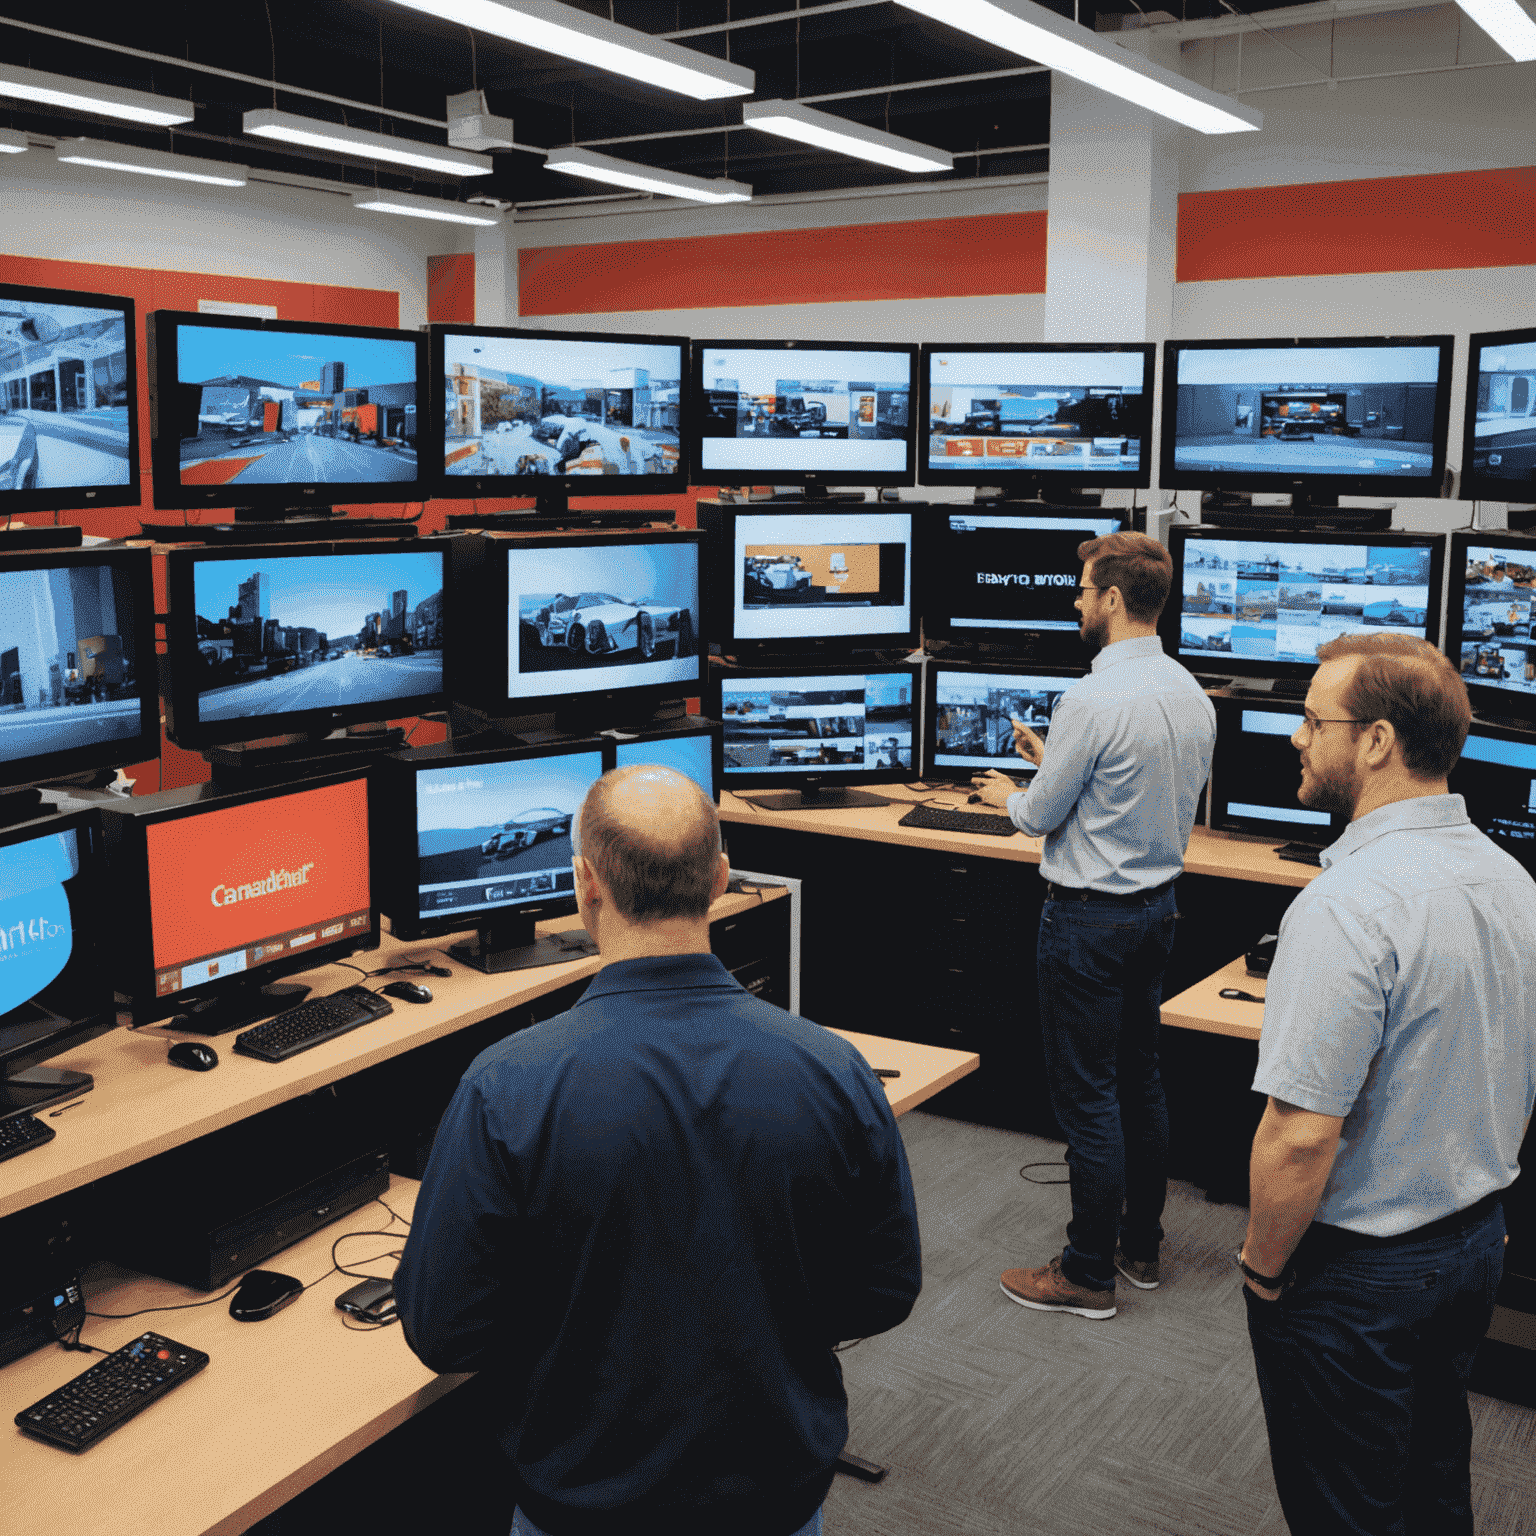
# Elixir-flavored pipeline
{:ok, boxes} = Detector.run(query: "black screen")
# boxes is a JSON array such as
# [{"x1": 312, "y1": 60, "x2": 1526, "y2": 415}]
[
  {"x1": 1213, "y1": 701, "x2": 1339, "y2": 842},
  {"x1": 1450, "y1": 726, "x2": 1536, "y2": 877}
]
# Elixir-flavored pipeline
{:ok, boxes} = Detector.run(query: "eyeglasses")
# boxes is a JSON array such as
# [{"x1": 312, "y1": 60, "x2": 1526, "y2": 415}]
[
  {"x1": 1076, "y1": 585, "x2": 1107, "y2": 595},
  {"x1": 1297, "y1": 714, "x2": 1369, "y2": 740}
]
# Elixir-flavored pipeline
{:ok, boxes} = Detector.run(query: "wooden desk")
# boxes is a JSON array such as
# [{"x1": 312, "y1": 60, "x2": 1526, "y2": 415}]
[{"x1": 1160, "y1": 956, "x2": 1266, "y2": 1043}]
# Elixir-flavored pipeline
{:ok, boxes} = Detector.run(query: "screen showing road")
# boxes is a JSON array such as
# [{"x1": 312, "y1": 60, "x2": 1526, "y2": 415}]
[
  {"x1": 931, "y1": 667, "x2": 1074, "y2": 776},
  {"x1": 721, "y1": 671, "x2": 914, "y2": 775},
  {"x1": 190, "y1": 549, "x2": 444, "y2": 723},
  {"x1": 1470, "y1": 334, "x2": 1536, "y2": 494},
  {"x1": 1457, "y1": 542, "x2": 1536, "y2": 699}
]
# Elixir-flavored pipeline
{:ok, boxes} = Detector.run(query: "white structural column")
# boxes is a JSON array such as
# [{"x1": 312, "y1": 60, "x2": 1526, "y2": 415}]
[{"x1": 474, "y1": 217, "x2": 518, "y2": 324}]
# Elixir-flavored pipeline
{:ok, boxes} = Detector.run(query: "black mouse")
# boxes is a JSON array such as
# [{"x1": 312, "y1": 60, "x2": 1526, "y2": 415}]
[
  {"x1": 381, "y1": 981, "x2": 432, "y2": 1004},
  {"x1": 229, "y1": 1269, "x2": 304, "y2": 1322},
  {"x1": 167, "y1": 1041, "x2": 219, "y2": 1071},
  {"x1": 967, "y1": 793, "x2": 985, "y2": 804}
]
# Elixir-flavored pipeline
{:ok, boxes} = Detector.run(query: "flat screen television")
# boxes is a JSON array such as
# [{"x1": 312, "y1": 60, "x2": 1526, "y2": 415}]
[
  {"x1": 0, "y1": 546, "x2": 159, "y2": 813},
  {"x1": 689, "y1": 339, "x2": 918, "y2": 491},
  {"x1": 612, "y1": 720, "x2": 722, "y2": 802},
  {"x1": 147, "y1": 311, "x2": 428, "y2": 512},
  {"x1": 1160, "y1": 335, "x2": 1455, "y2": 511},
  {"x1": 1462, "y1": 327, "x2": 1536, "y2": 503},
  {"x1": 374, "y1": 737, "x2": 606, "y2": 972},
  {"x1": 1449, "y1": 718, "x2": 1536, "y2": 879},
  {"x1": 713, "y1": 660, "x2": 918, "y2": 809},
  {"x1": 0, "y1": 807, "x2": 115, "y2": 1118},
  {"x1": 428, "y1": 324, "x2": 688, "y2": 511},
  {"x1": 918, "y1": 342, "x2": 1154, "y2": 494},
  {"x1": 0, "y1": 282, "x2": 139, "y2": 517},
  {"x1": 162, "y1": 539, "x2": 447, "y2": 749},
  {"x1": 1445, "y1": 531, "x2": 1536, "y2": 724},
  {"x1": 923, "y1": 661, "x2": 1085, "y2": 782},
  {"x1": 99, "y1": 770, "x2": 378, "y2": 1032},
  {"x1": 1161, "y1": 526, "x2": 1445, "y2": 693},
  {"x1": 1209, "y1": 693, "x2": 1343, "y2": 847}
]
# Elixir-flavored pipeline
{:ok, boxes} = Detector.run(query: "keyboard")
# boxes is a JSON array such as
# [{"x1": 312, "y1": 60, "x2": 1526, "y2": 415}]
[
  {"x1": 1274, "y1": 841, "x2": 1325, "y2": 866},
  {"x1": 15, "y1": 1331, "x2": 209, "y2": 1452},
  {"x1": 233, "y1": 986, "x2": 394, "y2": 1063},
  {"x1": 898, "y1": 805, "x2": 1019, "y2": 838},
  {"x1": 0, "y1": 1113, "x2": 57, "y2": 1164}
]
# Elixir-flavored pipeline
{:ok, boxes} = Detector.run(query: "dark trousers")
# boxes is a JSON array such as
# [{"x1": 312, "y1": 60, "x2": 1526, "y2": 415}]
[
  {"x1": 1035, "y1": 883, "x2": 1178, "y2": 1290},
  {"x1": 1245, "y1": 1195, "x2": 1506, "y2": 1536}
]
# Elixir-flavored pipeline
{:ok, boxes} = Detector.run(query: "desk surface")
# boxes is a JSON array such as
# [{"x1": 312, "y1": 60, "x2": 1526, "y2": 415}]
[{"x1": 1160, "y1": 955, "x2": 1265, "y2": 1043}]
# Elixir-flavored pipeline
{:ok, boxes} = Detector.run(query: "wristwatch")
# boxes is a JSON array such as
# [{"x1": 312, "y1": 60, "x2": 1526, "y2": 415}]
[{"x1": 1235, "y1": 1251, "x2": 1287, "y2": 1289}]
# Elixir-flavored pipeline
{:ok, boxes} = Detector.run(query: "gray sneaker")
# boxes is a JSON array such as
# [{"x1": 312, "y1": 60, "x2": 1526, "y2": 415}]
[{"x1": 1114, "y1": 1249, "x2": 1160, "y2": 1290}]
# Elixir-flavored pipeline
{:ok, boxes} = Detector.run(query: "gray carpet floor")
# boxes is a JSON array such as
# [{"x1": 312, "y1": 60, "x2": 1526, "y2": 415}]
[{"x1": 824, "y1": 1110, "x2": 1536, "y2": 1536}]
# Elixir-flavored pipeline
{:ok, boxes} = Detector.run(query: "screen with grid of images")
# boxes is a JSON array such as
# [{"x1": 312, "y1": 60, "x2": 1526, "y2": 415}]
[
  {"x1": 721, "y1": 671, "x2": 913, "y2": 775},
  {"x1": 1457, "y1": 543, "x2": 1536, "y2": 698}
]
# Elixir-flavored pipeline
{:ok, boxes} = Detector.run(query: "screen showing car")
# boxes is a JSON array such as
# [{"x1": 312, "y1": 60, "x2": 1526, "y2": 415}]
[
  {"x1": 1457, "y1": 543, "x2": 1536, "y2": 699},
  {"x1": 720, "y1": 671, "x2": 914, "y2": 775}
]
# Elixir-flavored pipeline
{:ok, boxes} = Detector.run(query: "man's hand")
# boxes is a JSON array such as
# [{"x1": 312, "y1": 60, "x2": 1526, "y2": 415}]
[
  {"x1": 971, "y1": 770, "x2": 1019, "y2": 809},
  {"x1": 1011, "y1": 717, "x2": 1045, "y2": 767}
]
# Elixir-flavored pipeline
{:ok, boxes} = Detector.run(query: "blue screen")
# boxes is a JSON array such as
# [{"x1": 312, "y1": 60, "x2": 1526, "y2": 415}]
[{"x1": 615, "y1": 733, "x2": 714, "y2": 799}]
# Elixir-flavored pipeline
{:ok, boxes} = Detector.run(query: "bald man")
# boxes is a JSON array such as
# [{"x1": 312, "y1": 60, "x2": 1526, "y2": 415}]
[{"x1": 395, "y1": 766, "x2": 922, "y2": 1536}]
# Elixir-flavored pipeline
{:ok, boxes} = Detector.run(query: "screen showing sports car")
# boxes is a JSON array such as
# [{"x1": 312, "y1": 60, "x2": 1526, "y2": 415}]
[
  {"x1": 1457, "y1": 543, "x2": 1536, "y2": 699},
  {"x1": 507, "y1": 539, "x2": 702, "y2": 702}
]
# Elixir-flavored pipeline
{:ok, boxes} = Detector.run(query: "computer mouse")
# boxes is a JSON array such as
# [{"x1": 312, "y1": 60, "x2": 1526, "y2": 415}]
[
  {"x1": 381, "y1": 981, "x2": 432, "y2": 1004},
  {"x1": 229, "y1": 1269, "x2": 304, "y2": 1322},
  {"x1": 967, "y1": 793, "x2": 984, "y2": 804},
  {"x1": 167, "y1": 1041, "x2": 219, "y2": 1071}
]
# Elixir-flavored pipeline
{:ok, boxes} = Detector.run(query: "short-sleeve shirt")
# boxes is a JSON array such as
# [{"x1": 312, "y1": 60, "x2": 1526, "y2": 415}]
[{"x1": 1253, "y1": 794, "x2": 1536, "y2": 1236}]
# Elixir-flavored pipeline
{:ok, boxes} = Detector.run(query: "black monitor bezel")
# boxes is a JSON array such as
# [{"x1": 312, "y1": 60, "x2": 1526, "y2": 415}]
[
  {"x1": 1209, "y1": 692, "x2": 1346, "y2": 845},
  {"x1": 161, "y1": 537, "x2": 449, "y2": 750},
  {"x1": 1159, "y1": 524, "x2": 1447, "y2": 686},
  {"x1": 921, "y1": 657, "x2": 1088, "y2": 783},
  {"x1": 426, "y1": 322, "x2": 691, "y2": 501},
  {"x1": 1451, "y1": 714, "x2": 1536, "y2": 877},
  {"x1": 1158, "y1": 334, "x2": 1457, "y2": 500},
  {"x1": 103, "y1": 769, "x2": 380, "y2": 1026},
  {"x1": 609, "y1": 717, "x2": 724, "y2": 805},
  {"x1": 0, "y1": 545, "x2": 159, "y2": 791},
  {"x1": 687, "y1": 337, "x2": 919, "y2": 490},
  {"x1": 916, "y1": 340, "x2": 1155, "y2": 491},
  {"x1": 710, "y1": 658, "x2": 921, "y2": 794},
  {"x1": 1461, "y1": 325, "x2": 1536, "y2": 504},
  {"x1": 0, "y1": 281, "x2": 142, "y2": 516},
  {"x1": 1445, "y1": 528, "x2": 1536, "y2": 724},
  {"x1": 146, "y1": 309, "x2": 429, "y2": 513}
]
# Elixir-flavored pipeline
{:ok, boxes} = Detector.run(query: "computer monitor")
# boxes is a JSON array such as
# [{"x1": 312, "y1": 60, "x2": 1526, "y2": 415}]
[
  {"x1": 689, "y1": 339, "x2": 918, "y2": 491},
  {"x1": 1160, "y1": 335, "x2": 1455, "y2": 510},
  {"x1": 923, "y1": 661, "x2": 1085, "y2": 782},
  {"x1": 1161, "y1": 526, "x2": 1445, "y2": 691},
  {"x1": 0, "y1": 808, "x2": 114, "y2": 1119},
  {"x1": 1209, "y1": 694, "x2": 1343, "y2": 847},
  {"x1": 147, "y1": 311, "x2": 428, "y2": 513},
  {"x1": 0, "y1": 546, "x2": 159, "y2": 820},
  {"x1": 446, "y1": 529, "x2": 704, "y2": 723},
  {"x1": 713, "y1": 661, "x2": 918, "y2": 809},
  {"x1": 612, "y1": 720, "x2": 722, "y2": 802},
  {"x1": 161, "y1": 539, "x2": 446, "y2": 749},
  {"x1": 1445, "y1": 531, "x2": 1536, "y2": 724},
  {"x1": 915, "y1": 508, "x2": 1125, "y2": 654},
  {"x1": 100, "y1": 771, "x2": 378, "y2": 1031},
  {"x1": 428, "y1": 324, "x2": 687, "y2": 511},
  {"x1": 0, "y1": 282, "x2": 139, "y2": 518},
  {"x1": 917, "y1": 342, "x2": 1154, "y2": 495},
  {"x1": 375, "y1": 738, "x2": 606, "y2": 973},
  {"x1": 1449, "y1": 719, "x2": 1536, "y2": 879},
  {"x1": 1462, "y1": 327, "x2": 1536, "y2": 503}
]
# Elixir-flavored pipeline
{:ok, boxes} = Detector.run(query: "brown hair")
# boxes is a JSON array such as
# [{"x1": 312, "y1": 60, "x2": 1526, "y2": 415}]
[
  {"x1": 574, "y1": 766, "x2": 722, "y2": 922},
  {"x1": 1314, "y1": 633, "x2": 1471, "y2": 778},
  {"x1": 1076, "y1": 531, "x2": 1172, "y2": 624}
]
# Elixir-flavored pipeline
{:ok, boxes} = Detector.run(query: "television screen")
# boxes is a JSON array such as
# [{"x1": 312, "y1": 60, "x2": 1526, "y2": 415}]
[
  {"x1": 720, "y1": 669, "x2": 915, "y2": 776},
  {"x1": 1450, "y1": 723, "x2": 1536, "y2": 877},
  {"x1": 692, "y1": 341, "x2": 917, "y2": 484},
  {"x1": 0, "y1": 282, "x2": 138, "y2": 514},
  {"x1": 1451, "y1": 540, "x2": 1536, "y2": 702},
  {"x1": 1211, "y1": 697, "x2": 1339, "y2": 843},
  {"x1": 927, "y1": 664, "x2": 1082, "y2": 778},
  {"x1": 919, "y1": 344, "x2": 1153, "y2": 486},
  {"x1": 1464, "y1": 328, "x2": 1536, "y2": 500},
  {"x1": 614, "y1": 729, "x2": 716, "y2": 800}
]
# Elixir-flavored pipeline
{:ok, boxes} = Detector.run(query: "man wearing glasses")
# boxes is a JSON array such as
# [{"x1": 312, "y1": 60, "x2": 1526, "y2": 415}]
[
  {"x1": 1240, "y1": 634, "x2": 1536, "y2": 1534},
  {"x1": 972, "y1": 531, "x2": 1216, "y2": 1319}
]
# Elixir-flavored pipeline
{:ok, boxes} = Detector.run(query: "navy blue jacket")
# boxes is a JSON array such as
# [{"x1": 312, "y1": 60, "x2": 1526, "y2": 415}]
[{"x1": 394, "y1": 952, "x2": 922, "y2": 1536}]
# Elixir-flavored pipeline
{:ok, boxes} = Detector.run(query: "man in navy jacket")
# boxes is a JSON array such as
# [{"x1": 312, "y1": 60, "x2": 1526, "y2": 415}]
[{"x1": 395, "y1": 765, "x2": 922, "y2": 1536}]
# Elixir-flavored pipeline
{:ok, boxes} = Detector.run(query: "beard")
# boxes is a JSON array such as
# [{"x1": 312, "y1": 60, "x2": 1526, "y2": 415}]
[
  {"x1": 1078, "y1": 611, "x2": 1110, "y2": 653},
  {"x1": 1298, "y1": 757, "x2": 1360, "y2": 818}
]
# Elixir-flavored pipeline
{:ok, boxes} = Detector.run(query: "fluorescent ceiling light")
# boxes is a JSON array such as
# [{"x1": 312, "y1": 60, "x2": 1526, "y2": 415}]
[
  {"x1": 894, "y1": 0, "x2": 1262, "y2": 134},
  {"x1": 385, "y1": 0, "x2": 753, "y2": 101},
  {"x1": 0, "y1": 129, "x2": 28, "y2": 154},
  {"x1": 1453, "y1": 0, "x2": 1536, "y2": 60},
  {"x1": 0, "y1": 63, "x2": 196, "y2": 127},
  {"x1": 544, "y1": 146, "x2": 751, "y2": 204},
  {"x1": 742, "y1": 100, "x2": 952, "y2": 174},
  {"x1": 352, "y1": 189, "x2": 502, "y2": 225},
  {"x1": 55, "y1": 138, "x2": 248, "y2": 186},
  {"x1": 244, "y1": 108, "x2": 493, "y2": 177}
]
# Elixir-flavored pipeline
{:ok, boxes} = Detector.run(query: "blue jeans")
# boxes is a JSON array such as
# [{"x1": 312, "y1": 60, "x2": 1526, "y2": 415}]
[
  {"x1": 1245, "y1": 1197, "x2": 1506, "y2": 1535},
  {"x1": 1035, "y1": 884, "x2": 1178, "y2": 1290},
  {"x1": 513, "y1": 1504, "x2": 824, "y2": 1536}
]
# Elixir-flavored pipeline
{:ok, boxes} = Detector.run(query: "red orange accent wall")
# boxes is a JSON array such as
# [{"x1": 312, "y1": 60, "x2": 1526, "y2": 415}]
[
  {"x1": 427, "y1": 252, "x2": 476, "y2": 322},
  {"x1": 518, "y1": 211, "x2": 1050, "y2": 316},
  {"x1": 1177, "y1": 167, "x2": 1536, "y2": 283}
]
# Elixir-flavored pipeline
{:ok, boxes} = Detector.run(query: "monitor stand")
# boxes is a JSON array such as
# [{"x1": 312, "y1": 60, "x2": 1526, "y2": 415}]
[
  {"x1": 445, "y1": 507, "x2": 673, "y2": 532},
  {"x1": 205, "y1": 725, "x2": 407, "y2": 790},
  {"x1": 159, "y1": 980, "x2": 312, "y2": 1036},
  {"x1": 138, "y1": 506, "x2": 420, "y2": 544},
  {"x1": 449, "y1": 913, "x2": 598, "y2": 973},
  {"x1": 0, "y1": 786, "x2": 58, "y2": 831},
  {"x1": 1198, "y1": 491, "x2": 1393, "y2": 532},
  {"x1": 735, "y1": 786, "x2": 893, "y2": 810},
  {"x1": 0, "y1": 523, "x2": 83, "y2": 550},
  {"x1": 972, "y1": 484, "x2": 1102, "y2": 508},
  {"x1": 1226, "y1": 678, "x2": 1309, "y2": 699},
  {"x1": 776, "y1": 485, "x2": 868, "y2": 505}
]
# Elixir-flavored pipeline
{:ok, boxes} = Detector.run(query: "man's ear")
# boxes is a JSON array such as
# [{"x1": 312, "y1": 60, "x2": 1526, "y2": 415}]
[
  {"x1": 573, "y1": 854, "x2": 599, "y2": 904},
  {"x1": 711, "y1": 851, "x2": 731, "y2": 902}
]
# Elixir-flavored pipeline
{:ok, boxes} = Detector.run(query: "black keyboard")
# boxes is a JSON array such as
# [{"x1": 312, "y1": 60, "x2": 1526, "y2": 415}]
[
  {"x1": 1275, "y1": 841, "x2": 1325, "y2": 866},
  {"x1": 15, "y1": 1331, "x2": 209, "y2": 1452},
  {"x1": 233, "y1": 986, "x2": 394, "y2": 1063},
  {"x1": 0, "y1": 1113, "x2": 56, "y2": 1164},
  {"x1": 898, "y1": 805, "x2": 1019, "y2": 838}
]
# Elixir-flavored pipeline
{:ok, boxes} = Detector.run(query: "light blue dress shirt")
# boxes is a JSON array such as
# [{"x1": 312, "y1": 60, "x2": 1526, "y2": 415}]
[
  {"x1": 1254, "y1": 794, "x2": 1536, "y2": 1236},
  {"x1": 1004, "y1": 634, "x2": 1216, "y2": 893}
]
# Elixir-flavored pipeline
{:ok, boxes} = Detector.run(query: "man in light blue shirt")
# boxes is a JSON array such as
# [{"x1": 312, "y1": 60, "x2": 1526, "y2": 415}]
[
  {"x1": 1238, "y1": 634, "x2": 1536, "y2": 1535},
  {"x1": 973, "y1": 532, "x2": 1215, "y2": 1319}
]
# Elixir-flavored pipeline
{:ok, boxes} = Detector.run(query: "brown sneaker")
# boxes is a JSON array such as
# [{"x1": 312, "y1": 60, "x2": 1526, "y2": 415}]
[
  {"x1": 1114, "y1": 1248, "x2": 1161, "y2": 1290},
  {"x1": 999, "y1": 1255, "x2": 1117, "y2": 1319}
]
